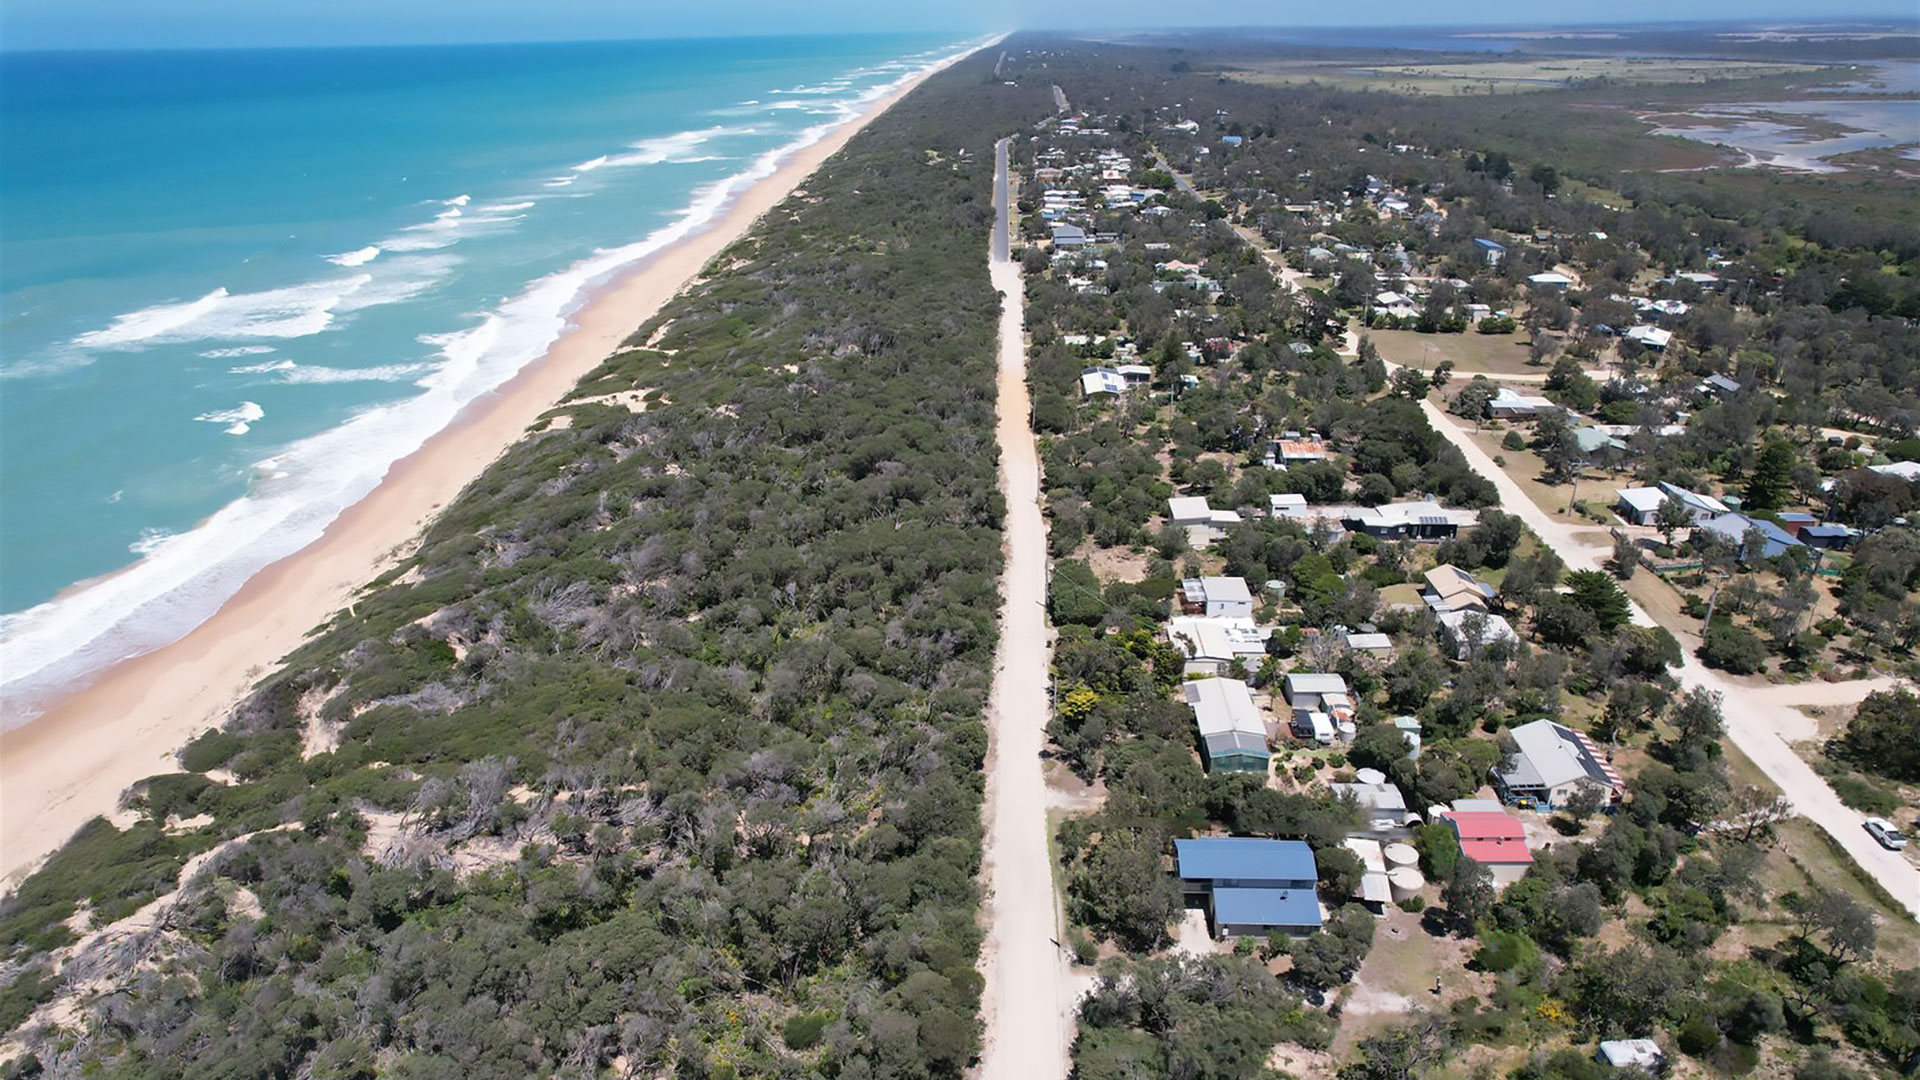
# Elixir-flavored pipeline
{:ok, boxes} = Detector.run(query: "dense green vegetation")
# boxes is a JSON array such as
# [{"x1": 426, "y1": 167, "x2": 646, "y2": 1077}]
[{"x1": 0, "y1": 52, "x2": 1048, "y2": 1079}]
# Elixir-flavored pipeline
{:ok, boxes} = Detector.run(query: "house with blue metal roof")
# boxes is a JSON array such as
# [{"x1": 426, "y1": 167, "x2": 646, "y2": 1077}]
[
  {"x1": 1698, "y1": 512, "x2": 1803, "y2": 560},
  {"x1": 1175, "y1": 837, "x2": 1323, "y2": 936}
]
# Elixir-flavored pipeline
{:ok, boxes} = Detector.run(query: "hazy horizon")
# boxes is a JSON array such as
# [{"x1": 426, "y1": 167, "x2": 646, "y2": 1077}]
[{"x1": 2, "y1": 2, "x2": 1916, "y2": 52}]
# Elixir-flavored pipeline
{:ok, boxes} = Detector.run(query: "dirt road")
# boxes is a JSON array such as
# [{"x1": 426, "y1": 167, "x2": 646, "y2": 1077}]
[
  {"x1": 1416, "y1": 398, "x2": 1920, "y2": 918},
  {"x1": 974, "y1": 137, "x2": 1074, "y2": 1079}
]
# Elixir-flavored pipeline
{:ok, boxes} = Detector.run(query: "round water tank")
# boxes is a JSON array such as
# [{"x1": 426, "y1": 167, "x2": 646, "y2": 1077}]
[
  {"x1": 1382, "y1": 842, "x2": 1419, "y2": 868},
  {"x1": 1354, "y1": 767, "x2": 1387, "y2": 785},
  {"x1": 1388, "y1": 867, "x2": 1426, "y2": 902}
]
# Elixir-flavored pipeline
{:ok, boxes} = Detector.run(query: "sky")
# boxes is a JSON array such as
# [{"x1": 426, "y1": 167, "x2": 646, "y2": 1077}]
[{"x1": 1, "y1": 0, "x2": 1916, "y2": 50}]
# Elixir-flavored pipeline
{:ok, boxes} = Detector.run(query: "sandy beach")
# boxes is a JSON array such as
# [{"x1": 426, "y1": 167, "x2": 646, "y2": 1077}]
[{"x1": 0, "y1": 48, "x2": 974, "y2": 887}]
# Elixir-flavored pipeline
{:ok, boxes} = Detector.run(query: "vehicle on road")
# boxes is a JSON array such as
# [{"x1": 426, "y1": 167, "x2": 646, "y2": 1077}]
[{"x1": 1864, "y1": 817, "x2": 1908, "y2": 851}]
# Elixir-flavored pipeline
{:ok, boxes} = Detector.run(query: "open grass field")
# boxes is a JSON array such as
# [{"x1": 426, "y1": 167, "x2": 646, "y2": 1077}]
[
  {"x1": 1369, "y1": 328, "x2": 1541, "y2": 377},
  {"x1": 1223, "y1": 57, "x2": 1825, "y2": 97}
]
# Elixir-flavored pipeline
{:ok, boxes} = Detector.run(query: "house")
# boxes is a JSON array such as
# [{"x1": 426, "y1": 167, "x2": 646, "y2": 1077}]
[
  {"x1": 1268, "y1": 438, "x2": 1330, "y2": 466},
  {"x1": 1079, "y1": 368, "x2": 1127, "y2": 397},
  {"x1": 1676, "y1": 271, "x2": 1720, "y2": 288},
  {"x1": 1698, "y1": 512, "x2": 1803, "y2": 560},
  {"x1": 1614, "y1": 487, "x2": 1668, "y2": 526},
  {"x1": 1625, "y1": 325, "x2": 1673, "y2": 351},
  {"x1": 1175, "y1": 837, "x2": 1323, "y2": 937},
  {"x1": 1574, "y1": 427, "x2": 1628, "y2": 455},
  {"x1": 1343, "y1": 630, "x2": 1393, "y2": 652},
  {"x1": 1434, "y1": 609, "x2": 1519, "y2": 660},
  {"x1": 1487, "y1": 387, "x2": 1557, "y2": 420},
  {"x1": 1167, "y1": 496, "x2": 1216, "y2": 526},
  {"x1": 1282, "y1": 672, "x2": 1349, "y2": 713},
  {"x1": 1342, "y1": 500, "x2": 1477, "y2": 540},
  {"x1": 1597, "y1": 1039, "x2": 1665, "y2": 1072},
  {"x1": 1332, "y1": 780, "x2": 1421, "y2": 837},
  {"x1": 1870, "y1": 461, "x2": 1920, "y2": 482},
  {"x1": 1342, "y1": 837, "x2": 1393, "y2": 907},
  {"x1": 1422, "y1": 564, "x2": 1495, "y2": 613},
  {"x1": 1184, "y1": 678, "x2": 1271, "y2": 774},
  {"x1": 1179, "y1": 576, "x2": 1255, "y2": 618},
  {"x1": 1438, "y1": 810, "x2": 1533, "y2": 886},
  {"x1": 1774, "y1": 512, "x2": 1817, "y2": 537},
  {"x1": 1698, "y1": 373, "x2": 1743, "y2": 398},
  {"x1": 1527, "y1": 272, "x2": 1574, "y2": 290},
  {"x1": 1494, "y1": 719, "x2": 1623, "y2": 809},
  {"x1": 1050, "y1": 223, "x2": 1087, "y2": 248},
  {"x1": 1270, "y1": 492, "x2": 1309, "y2": 518},
  {"x1": 1167, "y1": 617, "x2": 1272, "y2": 677},
  {"x1": 1474, "y1": 238, "x2": 1506, "y2": 266},
  {"x1": 1393, "y1": 715, "x2": 1423, "y2": 759},
  {"x1": 1801, "y1": 524, "x2": 1859, "y2": 550},
  {"x1": 1656, "y1": 482, "x2": 1729, "y2": 524}
]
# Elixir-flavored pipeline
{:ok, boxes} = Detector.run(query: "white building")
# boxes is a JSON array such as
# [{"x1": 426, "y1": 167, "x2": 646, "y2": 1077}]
[
  {"x1": 1180, "y1": 576, "x2": 1255, "y2": 618},
  {"x1": 1166, "y1": 616, "x2": 1272, "y2": 676}
]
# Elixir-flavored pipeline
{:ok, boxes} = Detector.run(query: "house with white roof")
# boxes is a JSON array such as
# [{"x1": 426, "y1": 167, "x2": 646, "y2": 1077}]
[
  {"x1": 1435, "y1": 609, "x2": 1519, "y2": 660},
  {"x1": 1625, "y1": 325, "x2": 1673, "y2": 351},
  {"x1": 1494, "y1": 719, "x2": 1623, "y2": 809},
  {"x1": 1614, "y1": 486, "x2": 1668, "y2": 526},
  {"x1": 1487, "y1": 387, "x2": 1556, "y2": 420},
  {"x1": 1527, "y1": 272, "x2": 1574, "y2": 290},
  {"x1": 1079, "y1": 368, "x2": 1126, "y2": 397},
  {"x1": 1179, "y1": 576, "x2": 1255, "y2": 618},
  {"x1": 1656, "y1": 481, "x2": 1729, "y2": 523},
  {"x1": 1167, "y1": 617, "x2": 1273, "y2": 677}
]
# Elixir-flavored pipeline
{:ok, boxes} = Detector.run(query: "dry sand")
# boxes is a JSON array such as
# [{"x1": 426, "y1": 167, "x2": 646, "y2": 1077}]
[
  {"x1": 0, "y1": 50, "x2": 975, "y2": 887},
  {"x1": 974, "y1": 136, "x2": 1073, "y2": 1080}
]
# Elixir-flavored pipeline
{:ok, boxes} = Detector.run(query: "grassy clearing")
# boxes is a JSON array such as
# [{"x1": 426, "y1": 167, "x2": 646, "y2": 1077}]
[{"x1": 1370, "y1": 329, "x2": 1542, "y2": 377}]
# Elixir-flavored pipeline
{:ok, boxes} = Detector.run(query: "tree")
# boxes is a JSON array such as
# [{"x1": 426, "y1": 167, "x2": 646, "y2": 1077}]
[
  {"x1": 1828, "y1": 688, "x2": 1920, "y2": 782},
  {"x1": 1532, "y1": 410, "x2": 1585, "y2": 485},
  {"x1": 1745, "y1": 438, "x2": 1796, "y2": 511},
  {"x1": 1566, "y1": 569, "x2": 1631, "y2": 631},
  {"x1": 1609, "y1": 532, "x2": 1639, "y2": 579},
  {"x1": 1654, "y1": 496, "x2": 1693, "y2": 548},
  {"x1": 1451, "y1": 378, "x2": 1497, "y2": 427},
  {"x1": 1784, "y1": 886, "x2": 1877, "y2": 967},
  {"x1": 1567, "y1": 943, "x2": 1691, "y2": 1036},
  {"x1": 1442, "y1": 857, "x2": 1495, "y2": 935},
  {"x1": 1067, "y1": 829, "x2": 1182, "y2": 951},
  {"x1": 1391, "y1": 367, "x2": 1432, "y2": 400},
  {"x1": 1337, "y1": 1012, "x2": 1453, "y2": 1080},
  {"x1": 1699, "y1": 621, "x2": 1768, "y2": 675},
  {"x1": 1050, "y1": 560, "x2": 1108, "y2": 627}
]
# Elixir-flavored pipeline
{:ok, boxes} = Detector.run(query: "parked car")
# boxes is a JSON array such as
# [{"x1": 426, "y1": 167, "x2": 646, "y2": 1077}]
[{"x1": 1863, "y1": 817, "x2": 1908, "y2": 851}]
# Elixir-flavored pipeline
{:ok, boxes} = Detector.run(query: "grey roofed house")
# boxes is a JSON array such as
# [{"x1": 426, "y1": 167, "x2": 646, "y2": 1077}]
[
  {"x1": 1614, "y1": 486, "x2": 1667, "y2": 526},
  {"x1": 1331, "y1": 780, "x2": 1419, "y2": 835},
  {"x1": 1051, "y1": 223, "x2": 1087, "y2": 248},
  {"x1": 1341, "y1": 500, "x2": 1476, "y2": 540},
  {"x1": 1281, "y1": 672, "x2": 1349, "y2": 711},
  {"x1": 1183, "y1": 678, "x2": 1270, "y2": 773},
  {"x1": 1495, "y1": 719, "x2": 1623, "y2": 809},
  {"x1": 1434, "y1": 609, "x2": 1518, "y2": 659},
  {"x1": 1700, "y1": 373, "x2": 1743, "y2": 397}
]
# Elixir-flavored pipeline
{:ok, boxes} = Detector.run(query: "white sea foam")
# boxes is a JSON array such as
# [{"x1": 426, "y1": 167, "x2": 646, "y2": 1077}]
[
  {"x1": 73, "y1": 257, "x2": 454, "y2": 350},
  {"x1": 480, "y1": 201, "x2": 536, "y2": 212},
  {"x1": 0, "y1": 35, "x2": 994, "y2": 726},
  {"x1": 544, "y1": 176, "x2": 577, "y2": 188},
  {"x1": 445, "y1": 194, "x2": 471, "y2": 207},
  {"x1": 200, "y1": 345, "x2": 279, "y2": 358},
  {"x1": 277, "y1": 362, "x2": 434, "y2": 385},
  {"x1": 325, "y1": 245, "x2": 381, "y2": 267},
  {"x1": 195, "y1": 400, "x2": 264, "y2": 435},
  {"x1": 129, "y1": 528, "x2": 174, "y2": 556},
  {"x1": 228, "y1": 358, "x2": 297, "y2": 374}
]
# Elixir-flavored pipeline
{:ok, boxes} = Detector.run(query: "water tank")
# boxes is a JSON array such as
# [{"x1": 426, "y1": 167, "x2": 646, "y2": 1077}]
[
  {"x1": 1388, "y1": 867, "x2": 1426, "y2": 902},
  {"x1": 1353, "y1": 767, "x2": 1387, "y2": 785},
  {"x1": 1382, "y1": 842, "x2": 1419, "y2": 869}
]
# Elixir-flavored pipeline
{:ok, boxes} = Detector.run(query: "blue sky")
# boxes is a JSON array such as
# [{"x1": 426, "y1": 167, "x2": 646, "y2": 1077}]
[{"x1": 2, "y1": 0, "x2": 1915, "y2": 50}]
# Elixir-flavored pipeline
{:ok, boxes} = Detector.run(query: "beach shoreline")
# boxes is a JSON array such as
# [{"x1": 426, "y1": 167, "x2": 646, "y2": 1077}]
[{"x1": 0, "y1": 45, "x2": 978, "y2": 887}]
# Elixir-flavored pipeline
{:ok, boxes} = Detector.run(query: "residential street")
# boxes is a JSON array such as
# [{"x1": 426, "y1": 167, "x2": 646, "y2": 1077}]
[
  {"x1": 1190, "y1": 172, "x2": 1920, "y2": 918},
  {"x1": 1413, "y1": 395, "x2": 1920, "y2": 919},
  {"x1": 974, "y1": 136, "x2": 1074, "y2": 1080}
]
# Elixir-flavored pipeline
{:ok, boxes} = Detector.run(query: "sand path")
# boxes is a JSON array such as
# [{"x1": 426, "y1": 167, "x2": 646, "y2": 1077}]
[
  {"x1": 0, "y1": 45, "x2": 983, "y2": 888},
  {"x1": 974, "y1": 136, "x2": 1073, "y2": 1080}
]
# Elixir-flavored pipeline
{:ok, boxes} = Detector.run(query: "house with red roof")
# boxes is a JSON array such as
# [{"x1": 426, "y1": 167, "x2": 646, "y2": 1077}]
[{"x1": 1439, "y1": 809, "x2": 1533, "y2": 887}]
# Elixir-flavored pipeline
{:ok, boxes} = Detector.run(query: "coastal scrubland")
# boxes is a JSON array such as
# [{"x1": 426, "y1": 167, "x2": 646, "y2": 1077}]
[{"x1": 0, "y1": 49, "x2": 1046, "y2": 1079}]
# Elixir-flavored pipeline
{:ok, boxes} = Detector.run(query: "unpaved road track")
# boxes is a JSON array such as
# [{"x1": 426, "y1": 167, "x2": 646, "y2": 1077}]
[{"x1": 974, "y1": 136, "x2": 1074, "y2": 1080}]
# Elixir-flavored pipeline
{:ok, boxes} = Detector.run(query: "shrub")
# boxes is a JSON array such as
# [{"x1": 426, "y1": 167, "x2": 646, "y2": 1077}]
[
  {"x1": 782, "y1": 1011, "x2": 831, "y2": 1051},
  {"x1": 1396, "y1": 896, "x2": 1426, "y2": 913},
  {"x1": 1502, "y1": 431, "x2": 1527, "y2": 451},
  {"x1": 1827, "y1": 774, "x2": 1900, "y2": 815},
  {"x1": 1699, "y1": 622, "x2": 1768, "y2": 675},
  {"x1": 1678, "y1": 1014, "x2": 1723, "y2": 1057}
]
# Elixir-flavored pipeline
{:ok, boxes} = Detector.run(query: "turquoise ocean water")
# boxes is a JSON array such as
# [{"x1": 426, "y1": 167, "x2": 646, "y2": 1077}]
[{"x1": 0, "y1": 33, "x2": 986, "y2": 720}]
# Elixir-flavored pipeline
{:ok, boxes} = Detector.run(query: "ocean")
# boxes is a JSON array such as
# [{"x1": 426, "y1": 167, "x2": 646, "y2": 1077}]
[{"x1": 0, "y1": 32, "x2": 987, "y2": 722}]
